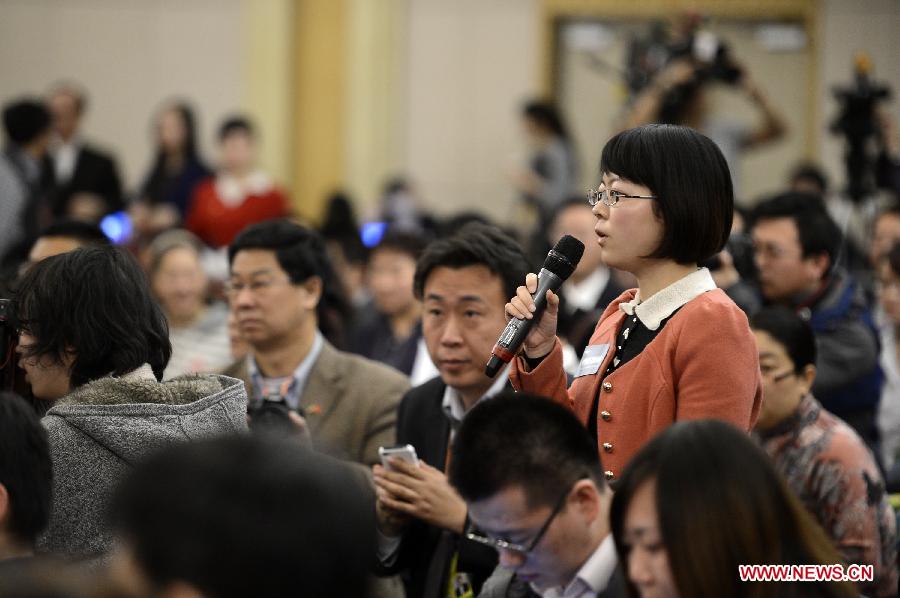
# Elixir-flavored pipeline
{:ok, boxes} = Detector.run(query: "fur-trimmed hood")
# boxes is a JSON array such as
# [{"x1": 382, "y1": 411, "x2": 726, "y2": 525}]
[{"x1": 43, "y1": 365, "x2": 248, "y2": 466}]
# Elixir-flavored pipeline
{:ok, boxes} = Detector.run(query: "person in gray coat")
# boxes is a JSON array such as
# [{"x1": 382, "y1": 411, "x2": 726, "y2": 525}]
[{"x1": 13, "y1": 245, "x2": 247, "y2": 560}]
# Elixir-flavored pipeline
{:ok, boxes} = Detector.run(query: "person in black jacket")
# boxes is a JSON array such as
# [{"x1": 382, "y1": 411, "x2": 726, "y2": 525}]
[
  {"x1": 46, "y1": 84, "x2": 123, "y2": 221},
  {"x1": 372, "y1": 223, "x2": 529, "y2": 598}
]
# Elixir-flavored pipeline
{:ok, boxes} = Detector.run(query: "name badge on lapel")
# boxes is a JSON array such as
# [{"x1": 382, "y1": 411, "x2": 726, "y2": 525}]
[{"x1": 575, "y1": 344, "x2": 609, "y2": 378}]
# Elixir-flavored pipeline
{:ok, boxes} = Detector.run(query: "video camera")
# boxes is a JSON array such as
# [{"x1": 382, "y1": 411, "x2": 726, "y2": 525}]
[{"x1": 830, "y1": 54, "x2": 892, "y2": 203}]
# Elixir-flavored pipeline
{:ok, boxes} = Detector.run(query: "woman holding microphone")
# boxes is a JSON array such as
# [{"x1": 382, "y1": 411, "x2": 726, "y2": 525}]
[{"x1": 506, "y1": 124, "x2": 761, "y2": 483}]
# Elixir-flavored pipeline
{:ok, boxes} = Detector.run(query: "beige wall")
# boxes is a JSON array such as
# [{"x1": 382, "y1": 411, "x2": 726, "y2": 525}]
[
  {"x1": 402, "y1": 0, "x2": 540, "y2": 222},
  {"x1": 0, "y1": 0, "x2": 291, "y2": 199}
]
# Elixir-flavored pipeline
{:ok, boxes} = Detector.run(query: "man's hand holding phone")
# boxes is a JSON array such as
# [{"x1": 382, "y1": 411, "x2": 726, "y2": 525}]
[{"x1": 372, "y1": 445, "x2": 467, "y2": 537}]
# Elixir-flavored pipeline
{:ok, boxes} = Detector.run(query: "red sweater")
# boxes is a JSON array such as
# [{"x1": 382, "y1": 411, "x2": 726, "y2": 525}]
[{"x1": 185, "y1": 177, "x2": 290, "y2": 248}]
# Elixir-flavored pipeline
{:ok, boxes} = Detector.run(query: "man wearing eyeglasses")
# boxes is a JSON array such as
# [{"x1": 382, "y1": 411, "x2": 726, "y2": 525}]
[
  {"x1": 223, "y1": 219, "x2": 408, "y2": 466},
  {"x1": 449, "y1": 392, "x2": 623, "y2": 598}
]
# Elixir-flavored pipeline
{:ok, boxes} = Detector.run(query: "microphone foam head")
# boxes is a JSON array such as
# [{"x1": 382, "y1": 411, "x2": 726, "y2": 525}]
[{"x1": 544, "y1": 235, "x2": 585, "y2": 281}]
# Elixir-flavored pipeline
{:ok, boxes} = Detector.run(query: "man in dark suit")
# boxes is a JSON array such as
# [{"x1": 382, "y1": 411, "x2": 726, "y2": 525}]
[
  {"x1": 450, "y1": 393, "x2": 624, "y2": 598},
  {"x1": 373, "y1": 224, "x2": 530, "y2": 598},
  {"x1": 46, "y1": 84, "x2": 124, "y2": 221}
]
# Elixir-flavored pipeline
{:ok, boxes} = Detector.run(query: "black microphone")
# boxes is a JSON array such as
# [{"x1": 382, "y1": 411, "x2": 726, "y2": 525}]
[{"x1": 485, "y1": 235, "x2": 585, "y2": 378}]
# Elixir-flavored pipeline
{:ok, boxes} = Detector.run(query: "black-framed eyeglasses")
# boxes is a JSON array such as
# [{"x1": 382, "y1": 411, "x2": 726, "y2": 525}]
[
  {"x1": 587, "y1": 187, "x2": 657, "y2": 208},
  {"x1": 465, "y1": 477, "x2": 584, "y2": 556}
]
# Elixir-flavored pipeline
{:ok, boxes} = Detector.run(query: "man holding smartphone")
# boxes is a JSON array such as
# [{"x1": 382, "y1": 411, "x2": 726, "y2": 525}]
[{"x1": 372, "y1": 223, "x2": 530, "y2": 598}]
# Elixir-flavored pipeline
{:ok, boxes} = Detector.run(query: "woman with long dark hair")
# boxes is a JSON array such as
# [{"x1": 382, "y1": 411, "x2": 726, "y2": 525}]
[
  {"x1": 610, "y1": 419, "x2": 857, "y2": 598},
  {"x1": 133, "y1": 100, "x2": 211, "y2": 236},
  {"x1": 505, "y1": 124, "x2": 761, "y2": 482}
]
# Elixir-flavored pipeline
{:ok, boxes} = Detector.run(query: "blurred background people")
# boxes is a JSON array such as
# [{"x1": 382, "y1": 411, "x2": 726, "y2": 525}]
[
  {"x1": 0, "y1": 99, "x2": 53, "y2": 271},
  {"x1": 185, "y1": 116, "x2": 290, "y2": 249},
  {"x1": 876, "y1": 241, "x2": 900, "y2": 486},
  {"x1": 622, "y1": 17, "x2": 787, "y2": 200},
  {"x1": 21, "y1": 219, "x2": 109, "y2": 274},
  {"x1": 46, "y1": 83, "x2": 124, "y2": 222},
  {"x1": 510, "y1": 100, "x2": 580, "y2": 264},
  {"x1": 548, "y1": 197, "x2": 627, "y2": 370},
  {"x1": 146, "y1": 229, "x2": 232, "y2": 379},
  {"x1": 611, "y1": 419, "x2": 857, "y2": 598},
  {"x1": 350, "y1": 229, "x2": 438, "y2": 384},
  {"x1": 133, "y1": 100, "x2": 211, "y2": 240},
  {"x1": 750, "y1": 307, "x2": 896, "y2": 597}
]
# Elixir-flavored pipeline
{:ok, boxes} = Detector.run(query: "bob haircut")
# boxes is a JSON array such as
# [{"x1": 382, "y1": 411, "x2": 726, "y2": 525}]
[
  {"x1": 610, "y1": 419, "x2": 855, "y2": 598},
  {"x1": 14, "y1": 246, "x2": 172, "y2": 387},
  {"x1": 600, "y1": 124, "x2": 733, "y2": 265}
]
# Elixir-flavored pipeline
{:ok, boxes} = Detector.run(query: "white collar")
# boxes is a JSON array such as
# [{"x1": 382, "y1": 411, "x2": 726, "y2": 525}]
[
  {"x1": 619, "y1": 268, "x2": 716, "y2": 331},
  {"x1": 441, "y1": 364, "x2": 510, "y2": 434},
  {"x1": 536, "y1": 534, "x2": 618, "y2": 598},
  {"x1": 215, "y1": 170, "x2": 273, "y2": 207},
  {"x1": 563, "y1": 267, "x2": 611, "y2": 313}
]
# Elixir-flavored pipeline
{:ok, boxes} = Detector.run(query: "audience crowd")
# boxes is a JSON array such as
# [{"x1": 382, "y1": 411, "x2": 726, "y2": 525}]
[{"x1": 1, "y1": 40, "x2": 900, "y2": 598}]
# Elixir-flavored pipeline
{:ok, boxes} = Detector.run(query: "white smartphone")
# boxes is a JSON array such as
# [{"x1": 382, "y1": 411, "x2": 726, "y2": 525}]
[{"x1": 379, "y1": 444, "x2": 420, "y2": 470}]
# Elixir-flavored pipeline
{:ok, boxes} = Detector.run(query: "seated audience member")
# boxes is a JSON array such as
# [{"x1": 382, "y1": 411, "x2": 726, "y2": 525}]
[
  {"x1": 185, "y1": 116, "x2": 290, "y2": 249},
  {"x1": 750, "y1": 307, "x2": 897, "y2": 596},
  {"x1": 351, "y1": 230, "x2": 438, "y2": 384},
  {"x1": 45, "y1": 83, "x2": 123, "y2": 221},
  {"x1": 449, "y1": 393, "x2": 623, "y2": 598},
  {"x1": 110, "y1": 436, "x2": 374, "y2": 598},
  {"x1": 147, "y1": 230, "x2": 232, "y2": 379},
  {"x1": 224, "y1": 219, "x2": 407, "y2": 465},
  {"x1": 0, "y1": 393, "x2": 52, "y2": 567},
  {"x1": 137, "y1": 100, "x2": 211, "y2": 221},
  {"x1": 875, "y1": 243, "x2": 900, "y2": 486},
  {"x1": 0, "y1": 99, "x2": 53, "y2": 266},
  {"x1": 21, "y1": 219, "x2": 109, "y2": 273},
  {"x1": 548, "y1": 197, "x2": 626, "y2": 364},
  {"x1": 372, "y1": 224, "x2": 530, "y2": 598},
  {"x1": 611, "y1": 419, "x2": 857, "y2": 598},
  {"x1": 14, "y1": 246, "x2": 247, "y2": 559},
  {"x1": 725, "y1": 192, "x2": 882, "y2": 451}
]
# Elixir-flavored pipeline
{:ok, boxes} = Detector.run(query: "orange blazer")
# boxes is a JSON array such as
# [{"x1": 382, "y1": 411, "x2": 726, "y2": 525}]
[{"x1": 510, "y1": 288, "x2": 762, "y2": 481}]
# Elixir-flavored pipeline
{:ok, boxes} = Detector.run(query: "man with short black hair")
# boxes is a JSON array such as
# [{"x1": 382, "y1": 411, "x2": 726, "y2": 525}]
[
  {"x1": 0, "y1": 393, "x2": 52, "y2": 566},
  {"x1": 449, "y1": 392, "x2": 622, "y2": 598},
  {"x1": 372, "y1": 223, "x2": 529, "y2": 598},
  {"x1": 224, "y1": 219, "x2": 408, "y2": 466},
  {"x1": 724, "y1": 192, "x2": 882, "y2": 451}
]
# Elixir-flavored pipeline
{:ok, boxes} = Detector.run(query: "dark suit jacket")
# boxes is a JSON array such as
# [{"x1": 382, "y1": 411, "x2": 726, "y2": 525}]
[
  {"x1": 48, "y1": 144, "x2": 124, "y2": 217},
  {"x1": 557, "y1": 274, "x2": 627, "y2": 359},
  {"x1": 377, "y1": 376, "x2": 498, "y2": 598}
]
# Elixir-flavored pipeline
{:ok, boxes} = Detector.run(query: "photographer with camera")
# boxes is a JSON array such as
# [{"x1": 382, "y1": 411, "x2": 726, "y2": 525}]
[
  {"x1": 13, "y1": 245, "x2": 248, "y2": 560},
  {"x1": 623, "y1": 42, "x2": 786, "y2": 199}
]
